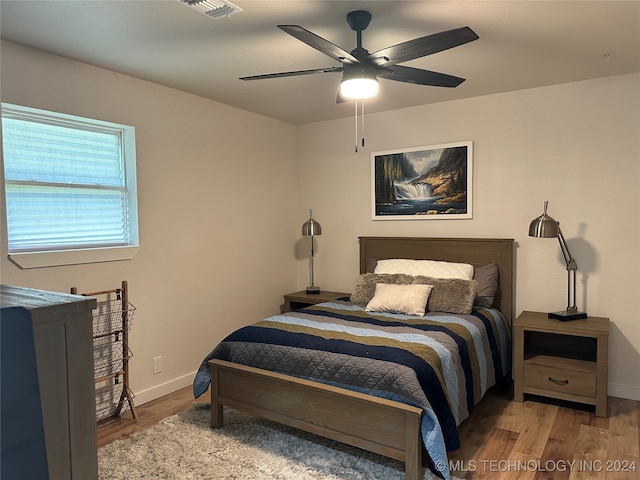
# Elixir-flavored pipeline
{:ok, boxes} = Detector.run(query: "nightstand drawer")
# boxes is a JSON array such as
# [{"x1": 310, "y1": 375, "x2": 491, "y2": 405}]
[{"x1": 524, "y1": 363, "x2": 596, "y2": 397}]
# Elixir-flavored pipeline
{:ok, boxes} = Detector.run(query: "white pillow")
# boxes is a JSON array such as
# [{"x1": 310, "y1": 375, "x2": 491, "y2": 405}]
[
  {"x1": 374, "y1": 258, "x2": 474, "y2": 280},
  {"x1": 365, "y1": 283, "x2": 433, "y2": 316}
]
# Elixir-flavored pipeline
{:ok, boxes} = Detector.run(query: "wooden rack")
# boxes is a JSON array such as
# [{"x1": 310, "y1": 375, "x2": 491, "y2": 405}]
[{"x1": 71, "y1": 280, "x2": 137, "y2": 423}]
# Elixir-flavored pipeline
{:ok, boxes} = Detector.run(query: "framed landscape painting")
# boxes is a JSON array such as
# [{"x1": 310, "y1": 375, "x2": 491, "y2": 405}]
[{"x1": 372, "y1": 141, "x2": 473, "y2": 220}]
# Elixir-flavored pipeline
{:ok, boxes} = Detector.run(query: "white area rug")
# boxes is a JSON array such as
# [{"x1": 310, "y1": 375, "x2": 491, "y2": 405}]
[{"x1": 99, "y1": 404, "x2": 460, "y2": 480}]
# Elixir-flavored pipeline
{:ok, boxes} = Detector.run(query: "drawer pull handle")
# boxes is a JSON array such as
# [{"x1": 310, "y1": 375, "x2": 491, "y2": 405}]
[{"x1": 548, "y1": 376, "x2": 569, "y2": 385}]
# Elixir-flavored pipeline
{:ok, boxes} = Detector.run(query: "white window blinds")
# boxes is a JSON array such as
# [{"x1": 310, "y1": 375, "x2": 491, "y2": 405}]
[{"x1": 2, "y1": 104, "x2": 138, "y2": 254}]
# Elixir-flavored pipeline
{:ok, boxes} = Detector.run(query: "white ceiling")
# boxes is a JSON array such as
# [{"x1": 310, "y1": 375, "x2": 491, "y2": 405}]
[{"x1": 1, "y1": 1, "x2": 639, "y2": 125}]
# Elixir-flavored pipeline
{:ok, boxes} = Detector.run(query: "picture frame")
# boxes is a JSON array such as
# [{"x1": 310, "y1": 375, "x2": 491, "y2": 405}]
[{"x1": 372, "y1": 141, "x2": 473, "y2": 220}]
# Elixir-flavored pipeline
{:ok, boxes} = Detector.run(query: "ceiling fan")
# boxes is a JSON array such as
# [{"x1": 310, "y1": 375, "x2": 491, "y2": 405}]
[{"x1": 240, "y1": 10, "x2": 479, "y2": 101}]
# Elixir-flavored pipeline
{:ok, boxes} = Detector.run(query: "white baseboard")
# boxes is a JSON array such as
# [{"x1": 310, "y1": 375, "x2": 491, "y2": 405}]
[
  {"x1": 609, "y1": 382, "x2": 640, "y2": 401},
  {"x1": 133, "y1": 371, "x2": 197, "y2": 406}
]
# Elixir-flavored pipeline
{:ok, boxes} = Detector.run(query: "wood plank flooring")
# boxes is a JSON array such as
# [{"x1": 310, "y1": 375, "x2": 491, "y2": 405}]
[
  {"x1": 98, "y1": 387, "x2": 639, "y2": 479},
  {"x1": 96, "y1": 386, "x2": 207, "y2": 447}
]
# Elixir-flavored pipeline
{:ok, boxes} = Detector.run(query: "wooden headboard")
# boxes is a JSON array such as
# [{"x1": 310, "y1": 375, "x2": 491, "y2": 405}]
[{"x1": 359, "y1": 237, "x2": 514, "y2": 323}]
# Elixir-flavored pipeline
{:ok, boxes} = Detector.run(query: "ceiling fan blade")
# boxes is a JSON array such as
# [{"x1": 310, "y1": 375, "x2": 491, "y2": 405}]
[
  {"x1": 371, "y1": 26, "x2": 478, "y2": 66},
  {"x1": 278, "y1": 25, "x2": 358, "y2": 64},
  {"x1": 240, "y1": 66, "x2": 343, "y2": 81},
  {"x1": 378, "y1": 65, "x2": 465, "y2": 88}
]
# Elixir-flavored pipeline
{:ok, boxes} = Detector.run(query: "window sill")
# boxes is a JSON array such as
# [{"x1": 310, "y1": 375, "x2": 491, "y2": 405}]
[{"x1": 9, "y1": 246, "x2": 139, "y2": 269}]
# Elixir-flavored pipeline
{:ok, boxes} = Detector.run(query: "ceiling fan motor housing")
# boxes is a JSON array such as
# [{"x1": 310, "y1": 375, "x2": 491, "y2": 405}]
[{"x1": 342, "y1": 63, "x2": 377, "y2": 81}]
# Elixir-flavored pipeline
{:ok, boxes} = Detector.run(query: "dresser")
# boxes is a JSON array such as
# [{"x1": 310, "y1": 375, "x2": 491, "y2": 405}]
[{"x1": 1, "y1": 285, "x2": 98, "y2": 479}]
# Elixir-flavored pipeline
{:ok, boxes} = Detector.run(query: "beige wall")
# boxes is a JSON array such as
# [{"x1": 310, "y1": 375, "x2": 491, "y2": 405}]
[
  {"x1": 2, "y1": 40, "x2": 639, "y2": 402},
  {"x1": 296, "y1": 73, "x2": 640, "y2": 400},
  {"x1": 0, "y1": 41, "x2": 299, "y2": 403}
]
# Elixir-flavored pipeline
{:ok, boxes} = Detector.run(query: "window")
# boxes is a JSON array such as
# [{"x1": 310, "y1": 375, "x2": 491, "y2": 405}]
[{"x1": 2, "y1": 103, "x2": 139, "y2": 268}]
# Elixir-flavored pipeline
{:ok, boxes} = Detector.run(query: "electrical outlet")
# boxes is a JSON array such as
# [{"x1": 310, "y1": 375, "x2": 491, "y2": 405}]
[{"x1": 153, "y1": 356, "x2": 162, "y2": 375}]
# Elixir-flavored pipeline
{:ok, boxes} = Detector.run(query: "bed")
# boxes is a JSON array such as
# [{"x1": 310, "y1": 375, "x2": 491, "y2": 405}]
[{"x1": 193, "y1": 237, "x2": 514, "y2": 480}]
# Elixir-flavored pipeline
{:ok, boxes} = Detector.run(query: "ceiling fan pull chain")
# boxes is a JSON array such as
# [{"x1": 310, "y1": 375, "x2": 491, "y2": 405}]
[
  {"x1": 361, "y1": 100, "x2": 366, "y2": 148},
  {"x1": 354, "y1": 98, "x2": 359, "y2": 153}
]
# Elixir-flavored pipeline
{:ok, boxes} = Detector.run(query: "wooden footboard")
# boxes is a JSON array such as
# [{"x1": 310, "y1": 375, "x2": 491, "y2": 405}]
[{"x1": 209, "y1": 359, "x2": 424, "y2": 480}]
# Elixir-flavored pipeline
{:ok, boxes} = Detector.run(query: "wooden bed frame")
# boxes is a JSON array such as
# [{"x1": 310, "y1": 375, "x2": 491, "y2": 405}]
[{"x1": 210, "y1": 237, "x2": 514, "y2": 480}]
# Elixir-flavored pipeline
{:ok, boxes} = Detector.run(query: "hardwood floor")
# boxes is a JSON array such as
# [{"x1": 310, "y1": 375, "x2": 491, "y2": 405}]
[
  {"x1": 96, "y1": 386, "x2": 208, "y2": 447},
  {"x1": 448, "y1": 390, "x2": 639, "y2": 480},
  {"x1": 98, "y1": 387, "x2": 639, "y2": 479}
]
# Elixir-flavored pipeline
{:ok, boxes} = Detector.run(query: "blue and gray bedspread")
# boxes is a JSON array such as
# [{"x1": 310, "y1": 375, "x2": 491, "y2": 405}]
[{"x1": 193, "y1": 300, "x2": 511, "y2": 480}]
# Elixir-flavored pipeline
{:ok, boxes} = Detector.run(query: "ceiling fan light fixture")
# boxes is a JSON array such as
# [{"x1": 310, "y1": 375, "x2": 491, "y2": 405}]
[{"x1": 340, "y1": 76, "x2": 379, "y2": 99}]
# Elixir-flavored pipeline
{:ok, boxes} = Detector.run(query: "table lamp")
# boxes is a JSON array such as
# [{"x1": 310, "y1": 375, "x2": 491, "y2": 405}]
[
  {"x1": 302, "y1": 209, "x2": 322, "y2": 294},
  {"x1": 528, "y1": 201, "x2": 587, "y2": 320}
]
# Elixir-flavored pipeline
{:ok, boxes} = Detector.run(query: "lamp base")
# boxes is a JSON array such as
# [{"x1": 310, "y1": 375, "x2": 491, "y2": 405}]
[
  {"x1": 306, "y1": 286, "x2": 320, "y2": 294},
  {"x1": 548, "y1": 310, "x2": 587, "y2": 321}
]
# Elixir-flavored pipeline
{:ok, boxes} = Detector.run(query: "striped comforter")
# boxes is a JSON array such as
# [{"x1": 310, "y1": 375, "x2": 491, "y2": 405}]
[{"x1": 193, "y1": 300, "x2": 511, "y2": 480}]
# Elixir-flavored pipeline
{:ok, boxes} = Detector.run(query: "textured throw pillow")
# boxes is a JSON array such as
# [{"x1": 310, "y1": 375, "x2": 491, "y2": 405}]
[
  {"x1": 412, "y1": 276, "x2": 478, "y2": 314},
  {"x1": 365, "y1": 283, "x2": 433, "y2": 316},
  {"x1": 473, "y1": 263, "x2": 499, "y2": 308},
  {"x1": 350, "y1": 273, "x2": 414, "y2": 308},
  {"x1": 374, "y1": 258, "x2": 474, "y2": 280}
]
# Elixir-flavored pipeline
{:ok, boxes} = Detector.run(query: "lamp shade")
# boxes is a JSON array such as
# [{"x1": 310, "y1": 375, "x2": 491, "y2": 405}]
[
  {"x1": 528, "y1": 201, "x2": 558, "y2": 238},
  {"x1": 302, "y1": 214, "x2": 321, "y2": 236}
]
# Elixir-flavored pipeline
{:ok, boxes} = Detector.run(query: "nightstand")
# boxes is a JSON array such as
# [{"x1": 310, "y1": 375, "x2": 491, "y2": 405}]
[
  {"x1": 514, "y1": 311, "x2": 609, "y2": 417},
  {"x1": 282, "y1": 290, "x2": 350, "y2": 312}
]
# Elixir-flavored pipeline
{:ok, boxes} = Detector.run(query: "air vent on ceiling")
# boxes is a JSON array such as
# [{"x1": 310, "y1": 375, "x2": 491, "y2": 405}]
[{"x1": 180, "y1": 0, "x2": 243, "y2": 20}]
